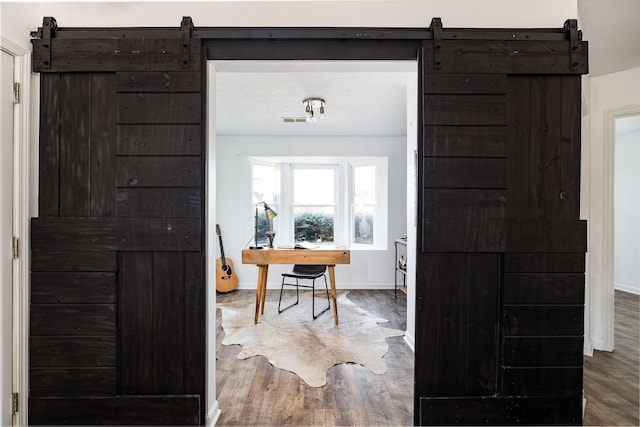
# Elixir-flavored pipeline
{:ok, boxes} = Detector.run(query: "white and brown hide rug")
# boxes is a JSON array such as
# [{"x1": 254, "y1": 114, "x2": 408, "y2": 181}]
[{"x1": 218, "y1": 291, "x2": 404, "y2": 387}]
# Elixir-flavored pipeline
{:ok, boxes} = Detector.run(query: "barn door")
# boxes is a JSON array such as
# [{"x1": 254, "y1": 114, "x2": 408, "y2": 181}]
[
  {"x1": 29, "y1": 17, "x2": 205, "y2": 425},
  {"x1": 415, "y1": 19, "x2": 588, "y2": 425}
]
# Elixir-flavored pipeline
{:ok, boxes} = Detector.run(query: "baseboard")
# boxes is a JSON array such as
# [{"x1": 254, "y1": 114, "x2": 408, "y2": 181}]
[
  {"x1": 591, "y1": 337, "x2": 604, "y2": 351},
  {"x1": 590, "y1": 336, "x2": 614, "y2": 352},
  {"x1": 404, "y1": 331, "x2": 415, "y2": 352},
  {"x1": 207, "y1": 400, "x2": 221, "y2": 427},
  {"x1": 614, "y1": 283, "x2": 640, "y2": 295},
  {"x1": 583, "y1": 337, "x2": 593, "y2": 357},
  {"x1": 237, "y1": 282, "x2": 395, "y2": 290}
]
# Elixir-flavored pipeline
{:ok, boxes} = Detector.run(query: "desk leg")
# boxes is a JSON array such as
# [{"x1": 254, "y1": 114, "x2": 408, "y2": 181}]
[
  {"x1": 328, "y1": 265, "x2": 339, "y2": 326},
  {"x1": 254, "y1": 265, "x2": 268, "y2": 324},
  {"x1": 260, "y1": 264, "x2": 268, "y2": 315}
]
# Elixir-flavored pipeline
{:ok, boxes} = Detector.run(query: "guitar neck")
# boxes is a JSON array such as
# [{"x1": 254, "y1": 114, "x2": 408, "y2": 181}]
[{"x1": 218, "y1": 235, "x2": 227, "y2": 265}]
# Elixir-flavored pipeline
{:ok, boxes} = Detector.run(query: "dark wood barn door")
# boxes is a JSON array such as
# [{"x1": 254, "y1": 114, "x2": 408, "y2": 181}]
[
  {"x1": 27, "y1": 16, "x2": 588, "y2": 426},
  {"x1": 415, "y1": 19, "x2": 588, "y2": 425},
  {"x1": 29, "y1": 18, "x2": 206, "y2": 425}
]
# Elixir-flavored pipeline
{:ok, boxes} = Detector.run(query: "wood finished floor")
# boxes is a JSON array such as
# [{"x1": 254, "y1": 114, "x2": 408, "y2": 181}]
[
  {"x1": 583, "y1": 290, "x2": 640, "y2": 426},
  {"x1": 216, "y1": 290, "x2": 413, "y2": 426},
  {"x1": 216, "y1": 289, "x2": 639, "y2": 426}
]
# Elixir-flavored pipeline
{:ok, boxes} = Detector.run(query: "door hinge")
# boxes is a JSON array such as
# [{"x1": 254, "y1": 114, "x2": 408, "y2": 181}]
[
  {"x1": 12, "y1": 237, "x2": 19, "y2": 259},
  {"x1": 13, "y1": 82, "x2": 20, "y2": 104},
  {"x1": 12, "y1": 392, "x2": 18, "y2": 414}
]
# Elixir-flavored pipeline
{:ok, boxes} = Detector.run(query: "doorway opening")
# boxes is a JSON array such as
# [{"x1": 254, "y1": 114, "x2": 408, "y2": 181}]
[
  {"x1": 613, "y1": 114, "x2": 640, "y2": 298},
  {"x1": 207, "y1": 59, "x2": 418, "y2": 424}
]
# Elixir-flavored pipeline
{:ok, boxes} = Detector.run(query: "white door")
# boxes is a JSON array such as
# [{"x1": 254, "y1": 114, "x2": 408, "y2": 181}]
[{"x1": 1, "y1": 49, "x2": 15, "y2": 426}]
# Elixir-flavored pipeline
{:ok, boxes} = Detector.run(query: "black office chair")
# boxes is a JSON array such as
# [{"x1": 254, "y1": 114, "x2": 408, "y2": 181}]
[{"x1": 278, "y1": 264, "x2": 330, "y2": 319}]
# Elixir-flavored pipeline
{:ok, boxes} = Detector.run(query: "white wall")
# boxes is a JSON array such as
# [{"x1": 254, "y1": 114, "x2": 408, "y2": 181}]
[
  {"x1": 216, "y1": 135, "x2": 407, "y2": 289},
  {"x1": 584, "y1": 66, "x2": 640, "y2": 351},
  {"x1": 614, "y1": 129, "x2": 640, "y2": 295}
]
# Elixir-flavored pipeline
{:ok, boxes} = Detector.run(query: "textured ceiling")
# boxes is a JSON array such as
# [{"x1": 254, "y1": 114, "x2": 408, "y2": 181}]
[
  {"x1": 214, "y1": 61, "x2": 416, "y2": 137},
  {"x1": 578, "y1": 0, "x2": 640, "y2": 77}
]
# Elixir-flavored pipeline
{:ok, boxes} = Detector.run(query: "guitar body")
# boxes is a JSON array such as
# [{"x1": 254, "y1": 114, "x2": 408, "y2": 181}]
[
  {"x1": 216, "y1": 257, "x2": 238, "y2": 293},
  {"x1": 215, "y1": 224, "x2": 238, "y2": 293}
]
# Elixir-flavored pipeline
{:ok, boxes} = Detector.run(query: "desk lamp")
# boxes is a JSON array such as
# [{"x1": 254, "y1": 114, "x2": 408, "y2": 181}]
[{"x1": 250, "y1": 201, "x2": 277, "y2": 249}]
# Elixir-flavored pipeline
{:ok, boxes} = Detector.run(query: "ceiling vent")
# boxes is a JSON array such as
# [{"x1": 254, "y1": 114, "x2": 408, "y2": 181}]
[
  {"x1": 282, "y1": 117, "x2": 310, "y2": 123},
  {"x1": 282, "y1": 97, "x2": 326, "y2": 123}
]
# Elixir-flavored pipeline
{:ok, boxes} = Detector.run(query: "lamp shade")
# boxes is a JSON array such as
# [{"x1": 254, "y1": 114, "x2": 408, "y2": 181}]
[{"x1": 265, "y1": 206, "x2": 277, "y2": 219}]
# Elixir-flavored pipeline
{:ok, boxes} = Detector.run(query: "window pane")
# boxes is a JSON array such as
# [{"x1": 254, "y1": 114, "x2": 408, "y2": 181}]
[
  {"x1": 354, "y1": 205, "x2": 374, "y2": 245},
  {"x1": 253, "y1": 163, "x2": 277, "y2": 204},
  {"x1": 255, "y1": 207, "x2": 277, "y2": 245},
  {"x1": 294, "y1": 207, "x2": 334, "y2": 243},
  {"x1": 354, "y1": 165, "x2": 375, "y2": 204},
  {"x1": 252, "y1": 162, "x2": 278, "y2": 245},
  {"x1": 293, "y1": 168, "x2": 335, "y2": 205},
  {"x1": 353, "y1": 164, "x2": 376, "y2": 245}
]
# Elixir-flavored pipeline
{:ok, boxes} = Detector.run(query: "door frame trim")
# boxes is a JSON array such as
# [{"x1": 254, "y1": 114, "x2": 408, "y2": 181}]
[
  {"x1": 1, "y1": 36, "x2": 32, "y2": 427},
  {"x1": 601, "y1": 104, "x2": 640, "y2": 351}
]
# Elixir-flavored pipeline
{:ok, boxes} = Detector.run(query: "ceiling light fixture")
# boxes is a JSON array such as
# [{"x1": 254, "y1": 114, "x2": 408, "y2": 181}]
[{"x1": 302, "y1": 97, "x2": 326, "y2": 122}]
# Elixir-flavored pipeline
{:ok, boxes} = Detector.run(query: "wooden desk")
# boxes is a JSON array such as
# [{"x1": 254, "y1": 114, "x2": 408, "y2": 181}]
[{"x1": 242, "y1": 248, "x2": 350, "y2": 325}]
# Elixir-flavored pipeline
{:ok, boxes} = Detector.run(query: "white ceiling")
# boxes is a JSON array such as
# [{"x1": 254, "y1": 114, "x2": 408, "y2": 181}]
[
  {"x1": 578, "y1": 0, "x2": 640, "y2": 77},
  {"x1": 579, "y1": 0, "x2": 640, "y2": 136},
  {"x1": 214, "y1": 61, "x2": 416, "y2": 137}
]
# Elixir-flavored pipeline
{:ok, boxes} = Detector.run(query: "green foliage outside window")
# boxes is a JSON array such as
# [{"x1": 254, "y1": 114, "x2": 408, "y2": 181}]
[
  {"x1": 256, "y1": 214, "x2": 269, "y2": 244},
  {"x1": 294, "y1": 210, "x2": 334, "y2": 243}
]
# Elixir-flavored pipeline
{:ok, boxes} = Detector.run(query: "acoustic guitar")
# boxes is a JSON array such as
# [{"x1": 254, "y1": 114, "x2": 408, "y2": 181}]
[{"x1": 216, "y1": 224, "x2": 238, "y2": 293}]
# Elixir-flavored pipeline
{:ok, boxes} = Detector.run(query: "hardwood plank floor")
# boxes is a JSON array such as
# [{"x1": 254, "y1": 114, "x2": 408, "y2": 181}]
[
  {"x1": 216, "y1": 289, "x2": 639, "y2": 426},
  {"x1": 216, "y1": 290, "x2": 413, "y2": 426},
  {"x1": 583, "y1": 290, "x2": 640, "y2": 426}
]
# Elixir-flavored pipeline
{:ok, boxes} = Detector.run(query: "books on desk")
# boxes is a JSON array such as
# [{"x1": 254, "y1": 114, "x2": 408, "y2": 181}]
[
  {"x1": 276, "y1": 242, "x2": 327, "y2": 249},
  {"x1": 294, "y1": 241, "x2": 320, "y2": 249}
]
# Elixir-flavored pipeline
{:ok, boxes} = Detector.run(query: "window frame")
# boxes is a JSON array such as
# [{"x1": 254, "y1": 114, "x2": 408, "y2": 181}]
[
  {"x1": 251, "y1": 160, "x2": 280, "y2": 245},
  {"x1": 289, "y1": 163, "x2": 339, "y2": 244},
  {"x1": 250, "y1": 156, "x2": 388, "y2": 250},
  {"x1": 349, "y1": 157, "x2": 388, "y2": 250}
]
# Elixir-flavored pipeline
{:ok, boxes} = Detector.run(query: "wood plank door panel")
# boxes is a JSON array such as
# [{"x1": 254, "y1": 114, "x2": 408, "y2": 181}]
[
  {"x1": 30, "y1": 30, "x2": 205, "y2": 424},
  {"x1": 416, "y1": 20, "x2": 587, "y2": 424},
  {"x1": 415, "y1": 252, "x2": 500, "y2": 397},
  {"x1": 116, "y1": 124, "x2": 202, "y2": 156},
  {"x1": 416, "y1": 68, "x2": 507, "y2": 413}
]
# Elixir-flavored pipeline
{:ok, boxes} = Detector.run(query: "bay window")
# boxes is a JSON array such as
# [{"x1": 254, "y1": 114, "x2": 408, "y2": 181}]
[{"x1": 251, "y1": 157, "x2": 387, "y2": 249}]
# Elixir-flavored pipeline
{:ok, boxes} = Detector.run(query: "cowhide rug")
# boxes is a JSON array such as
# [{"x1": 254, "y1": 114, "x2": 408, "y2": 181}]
[{"x1": 218, "y1": 291, "x2": 404, "y2": 387}]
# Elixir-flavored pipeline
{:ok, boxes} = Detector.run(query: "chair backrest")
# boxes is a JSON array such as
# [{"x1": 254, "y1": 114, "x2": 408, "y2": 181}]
[{"x1": 292, "y1": 264, "x2": 326, "y2": 275}]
